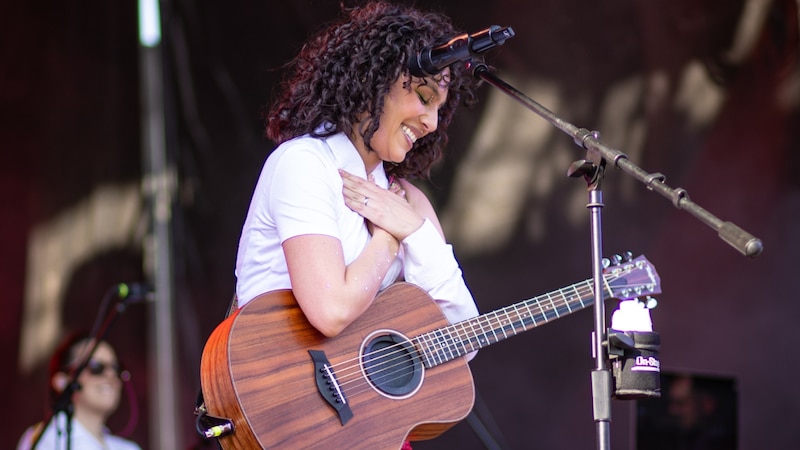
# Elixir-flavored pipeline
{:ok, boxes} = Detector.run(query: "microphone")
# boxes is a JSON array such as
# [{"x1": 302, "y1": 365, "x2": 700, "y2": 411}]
[
  {"x1": 116, "y1": 282, "x2": 155, "y2": 303},
  {"x1": 408, "y1": 25, "x2": 515, "y2": 77}
]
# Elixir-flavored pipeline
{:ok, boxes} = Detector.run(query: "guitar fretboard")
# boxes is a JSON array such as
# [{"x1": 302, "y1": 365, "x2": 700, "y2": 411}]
[
  {"x1": 414, "y1": 279, "x2": 600, "y2": 368},
  {"x1": 412, "y1": 256, "x2": 659, "y2": 369}
]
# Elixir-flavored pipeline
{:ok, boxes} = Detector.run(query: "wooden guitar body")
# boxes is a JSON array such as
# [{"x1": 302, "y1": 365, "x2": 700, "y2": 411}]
[{"x1": 201, "y1": 283, "x2": 475, "y2": 449}]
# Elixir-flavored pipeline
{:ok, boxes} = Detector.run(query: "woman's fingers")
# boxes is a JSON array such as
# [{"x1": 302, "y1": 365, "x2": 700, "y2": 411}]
[
  {"x1": 339, "y1": 170, "x2": 422, "y2": 239},
  {"x1": 340, "y1": 169, "x2": 375, "y2": 209}
]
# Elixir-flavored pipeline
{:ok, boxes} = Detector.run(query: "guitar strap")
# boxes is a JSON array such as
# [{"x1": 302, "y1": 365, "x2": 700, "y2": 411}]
[{"x1": 226, "y1": 291, "x2": 239, "y2": 317}]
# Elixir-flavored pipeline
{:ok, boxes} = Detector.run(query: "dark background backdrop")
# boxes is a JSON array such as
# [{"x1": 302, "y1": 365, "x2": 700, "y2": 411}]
[{"x1": 3, "y1": 0, "x2": 799, "y2": 448}]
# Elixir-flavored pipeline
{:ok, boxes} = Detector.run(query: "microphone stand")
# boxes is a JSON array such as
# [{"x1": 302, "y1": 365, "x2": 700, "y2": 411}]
[
  {"x1": 29, "y1": 284, "x2": 143, "y2": 450},
  {"x1": 466, "y1": 60, "x2": 763, "y2": 450}
]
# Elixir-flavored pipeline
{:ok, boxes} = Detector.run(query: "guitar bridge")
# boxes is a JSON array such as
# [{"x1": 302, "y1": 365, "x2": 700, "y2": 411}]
[{"x1": 309, "y1": 350, "x2": 353, "y2": 425}]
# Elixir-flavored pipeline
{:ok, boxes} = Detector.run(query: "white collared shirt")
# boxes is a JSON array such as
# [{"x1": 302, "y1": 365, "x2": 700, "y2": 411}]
[
  {"x1": 17, "y1": 412, "x2": 141, "y2": 450},
  {"x1": 234, "y1": 131, "x2": 478, "y2": 325}
]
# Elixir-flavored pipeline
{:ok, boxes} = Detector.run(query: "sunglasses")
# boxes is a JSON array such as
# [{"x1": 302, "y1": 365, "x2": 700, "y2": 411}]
[{"x1": 85, "y1": 360, "x2": 124, "y2": 378}]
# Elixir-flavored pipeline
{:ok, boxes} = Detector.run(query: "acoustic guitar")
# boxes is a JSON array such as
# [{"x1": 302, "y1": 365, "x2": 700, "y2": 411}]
[{"x1": 200, "y1": 254, "x2": 660, "y2": 449}]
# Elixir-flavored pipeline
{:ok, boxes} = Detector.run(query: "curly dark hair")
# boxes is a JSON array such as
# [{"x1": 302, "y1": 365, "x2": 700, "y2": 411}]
[{"x1": 266, "y1": 1, "x2": 479, "y2": 179}]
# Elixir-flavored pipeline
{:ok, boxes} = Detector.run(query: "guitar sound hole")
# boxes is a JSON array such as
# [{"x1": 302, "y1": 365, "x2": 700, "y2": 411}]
[{"x1": 362, "y1": 331, "x2": 423, "y2": 399}]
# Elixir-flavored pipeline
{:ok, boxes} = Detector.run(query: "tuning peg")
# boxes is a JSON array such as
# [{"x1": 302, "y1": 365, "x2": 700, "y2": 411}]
[
  {"x1": 623, "y1": 251, "x2": 633, "y2": 262},
  {"x1": 643, "y1": 296, "x2": 658, "y2": 309},
  {"x1": 611, "y1": 254, "x2": 623, "y2": 266},
  {"x1": 602, "y1": 257, "x2": 611, "y2": 269}
]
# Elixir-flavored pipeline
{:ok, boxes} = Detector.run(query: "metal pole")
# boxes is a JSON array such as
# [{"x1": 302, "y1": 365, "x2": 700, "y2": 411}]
[{"x1": 139, "y1": 1, "x2": 182, "y2": 449}]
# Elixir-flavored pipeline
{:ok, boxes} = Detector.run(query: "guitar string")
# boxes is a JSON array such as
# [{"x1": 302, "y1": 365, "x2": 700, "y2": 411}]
[
  {"x1": 332, "y1": 266, "x2": 653, "y2": 397},
  {"x1": 360, "y1": 270, "x2": 653, "y2": 395},
  {"x1": 334, "y1": 278, "x2": 652, "y2": 395},
  {"x1": 332, "y1": 256, "x2": 648, "y2": 394},
  {"x1": 328, "y1": 263, "x2": 653, "y2": 398},
  {"x1": 335, "y1": 282, "x2": 603, "y2": 397}
]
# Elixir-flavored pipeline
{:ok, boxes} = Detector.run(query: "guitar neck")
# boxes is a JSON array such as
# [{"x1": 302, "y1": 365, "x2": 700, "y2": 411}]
[{"x1": 414, "y1": 278, "x2": 603, "y2": 368}]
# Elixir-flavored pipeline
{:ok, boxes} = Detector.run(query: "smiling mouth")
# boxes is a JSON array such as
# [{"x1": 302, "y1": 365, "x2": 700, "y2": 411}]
[{"x1": 401, "y1": 125, "x2": 418, "y2": 144}]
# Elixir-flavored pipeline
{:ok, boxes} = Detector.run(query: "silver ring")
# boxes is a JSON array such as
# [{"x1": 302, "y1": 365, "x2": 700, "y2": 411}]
[{"x1": 363, "y1": 197, "x2": 369, "y2": 206}]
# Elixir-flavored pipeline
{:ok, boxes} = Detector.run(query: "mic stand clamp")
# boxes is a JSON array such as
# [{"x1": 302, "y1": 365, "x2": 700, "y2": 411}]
[{"x1": 607, "y1": 328, "x2": 662, "y2": 400}]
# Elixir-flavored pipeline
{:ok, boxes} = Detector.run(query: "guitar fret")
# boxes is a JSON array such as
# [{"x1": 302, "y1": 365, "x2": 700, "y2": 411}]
[
  {"x1": 523, "y1": 305, "x2": 537, "y2": 329},
  {"x1": 475, "y1": 316, "x2": 490, "y2": 348},
  {"x1": 572, "y1": 284, "x2": 584, "y2": 308},
  {"x1": 545, "y1": 306, "x2": 559, "y2": 321},
  {"x1": 453, "y1": 323, "x2": 469, "y2": 355},
  {"x1": 559, "y1": 289, "x2": 572, "y2": 313},
  {"x1": 531, "y1": 299, "x2": 547, "y2": 323},
  {"x1": 585, "y1": 280, "x2": 594, "y2": 299},
  {"x1": 545, "y1": 292, "x2": 560, "y2": 317},
  {"x1": 428, "y1": 330, "x2": 442, "y2": 363},
  {"x1": 500, "y1": 307, "x2": 516, "y2": 338},
  {"x1": 457, "y1": 321, "x2": 475, "y2": 353},
  {"x1": 436, "y1": 331, "x2": 450, "y2": 363},
  {"x1": 489, "y1": 316, "x2": 500, "y2": 343},
  {"x1": 419, "y1": 333, "x2": 438, "y2": 368},
  {"x1": 435, "y1": 329, "x2": 455, "y2": 361},
  {"x1": 468, "y1": 319, "x2": 482, "y2": 350},
  {"x1": 508, "y1": 305, "x2": 525, "y2": 333},
  {"x1": 522, "y1": 301, "x2": 540, "y2": 326},
  {"x1": 483, "y1": 315, "x2": 494, "y2": 345},
  {"x1": 490, "y1": 310, "x2": 504, "y2": 342},
  {"x1": 416, "y1": 334, "x2": 429, "y2": 367},
  {"x1": 449, "y1": 324, "x2": 464, "y2": 354},
  {"x1": 478, "y1": 318, "x2": 490, "y2": 346},
  {"x1": 511, "y1": 311, "x2": 523, "y2": 334}
]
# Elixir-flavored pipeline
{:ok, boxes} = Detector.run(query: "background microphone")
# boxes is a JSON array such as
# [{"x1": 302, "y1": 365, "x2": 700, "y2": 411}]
[
  {"x1": 408, "y1": 25, "x2": 515, "y2": 77},
  {"x1": 116, "y1": 282, "x2": 155, "y2": 303}
]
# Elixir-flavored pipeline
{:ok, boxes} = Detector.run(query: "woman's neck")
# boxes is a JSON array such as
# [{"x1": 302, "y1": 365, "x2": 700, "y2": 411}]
[
  {"x1": 73, "y1": 409, "x2": 108, "y2": 443},
  {"x1": 349, "y1": 131, "x2": 381, "y2": 173}
]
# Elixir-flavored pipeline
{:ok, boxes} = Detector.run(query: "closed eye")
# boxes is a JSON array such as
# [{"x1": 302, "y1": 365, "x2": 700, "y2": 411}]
[
  {"x1": 414, "y1": 79, "x2": 447, "y2": 110},
  {"x1": 417, "y1": 91, "x2": 434, "y2": 105}
]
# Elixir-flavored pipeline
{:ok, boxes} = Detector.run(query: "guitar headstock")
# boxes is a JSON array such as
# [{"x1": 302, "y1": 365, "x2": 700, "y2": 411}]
[{"x1": 603, "y1": 253, "x2": 661, "y2": 301}]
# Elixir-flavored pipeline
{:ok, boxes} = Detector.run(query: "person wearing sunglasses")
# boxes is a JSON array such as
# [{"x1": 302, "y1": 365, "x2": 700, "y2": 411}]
[{"x1": 17, "y1": 331, "x2": 141, "y2": 450}]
